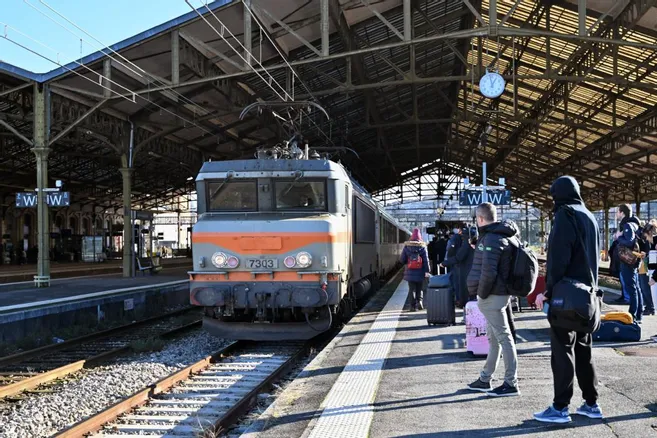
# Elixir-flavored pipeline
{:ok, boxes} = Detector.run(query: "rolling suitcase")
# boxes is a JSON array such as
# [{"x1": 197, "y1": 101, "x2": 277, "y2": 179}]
[
  {"x1": 593, "y1": 320, "x2": 641, "y2": 342},
  {"x1": 426, "y1": 274, "x2": 455, "y2": 325},
  {"x1": 465, "y1": 301, "x2": 489, "y2": 356}
]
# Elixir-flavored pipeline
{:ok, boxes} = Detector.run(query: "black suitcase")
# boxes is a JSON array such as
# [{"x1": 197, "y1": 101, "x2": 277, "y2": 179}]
[{"x1": 426, "y1": 283, "x2": 455, "y2": 325}]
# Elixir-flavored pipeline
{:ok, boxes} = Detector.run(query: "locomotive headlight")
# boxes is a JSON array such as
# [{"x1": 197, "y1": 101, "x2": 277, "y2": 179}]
[
  {"x1": 211, "y1": 252, "x2": 228, "y2": 268},
  {"x1": 284, "y1": 256, "x2": 297, "y2": 268},
  {"x1": 226, "y1": 256, "x2": 239, "y2": 269},
  {"x1": 296, "y1": 252, "x2": 312, "y2": 268}
]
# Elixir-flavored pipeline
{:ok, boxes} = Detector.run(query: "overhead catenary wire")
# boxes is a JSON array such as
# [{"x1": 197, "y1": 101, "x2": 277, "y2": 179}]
[
  {"x1": 188, "y1": 0, "x2": 350, "y2": 159},
  {"x1": 25, "y1": 0, "x2": 212, "y2": 119},
  {"x1": 0, "y1": 26, "x2": 216, "y2": 138},
  {"x1": 185, "y1": 0, "x2": 291, "y2": 102}
]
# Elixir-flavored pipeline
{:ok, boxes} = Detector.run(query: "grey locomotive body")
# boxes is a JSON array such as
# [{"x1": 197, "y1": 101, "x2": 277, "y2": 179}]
[{"x1": 189, "y1": 156, "x2": 408, "y2": 340}]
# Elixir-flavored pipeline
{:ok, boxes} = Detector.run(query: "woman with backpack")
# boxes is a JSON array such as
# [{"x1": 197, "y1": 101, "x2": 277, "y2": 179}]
[{"x1": 401, "y1": 228, "x2": 430, "y2": 311}]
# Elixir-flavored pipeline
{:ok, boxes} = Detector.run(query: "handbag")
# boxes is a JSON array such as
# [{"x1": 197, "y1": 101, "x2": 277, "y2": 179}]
[
  {"x1": 617, "y1": 244, "x2": 638, "y2": 266},
  {"x1": 548, "y1": 207, "x2": 603, "y2": 334}
]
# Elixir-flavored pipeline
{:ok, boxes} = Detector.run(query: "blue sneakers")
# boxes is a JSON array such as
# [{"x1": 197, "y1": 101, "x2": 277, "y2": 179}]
[
  {"x1": 533, "y1": 405, "x2": 572, "y2": 424},
  {"x1": 574, "y1": 402, "x2": 603, "y2": 419}
]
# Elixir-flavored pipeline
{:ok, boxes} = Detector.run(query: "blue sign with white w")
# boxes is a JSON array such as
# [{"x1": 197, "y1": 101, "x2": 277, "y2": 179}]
[
  {"x1": 16, "y1": 192, "x2": 70, "y2": 208},
  {"x1": 459, "y1": 189, "x2": 511, "y2": 206}
]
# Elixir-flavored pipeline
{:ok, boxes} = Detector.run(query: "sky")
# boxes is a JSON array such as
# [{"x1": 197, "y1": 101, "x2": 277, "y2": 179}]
[{"x1": 0, "y1": 0, "x2": 215, "y2": 74}]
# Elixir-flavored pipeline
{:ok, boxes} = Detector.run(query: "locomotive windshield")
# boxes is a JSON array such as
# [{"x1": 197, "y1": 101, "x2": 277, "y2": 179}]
[
  {"x1": 274, "y1": 180, "x2": 327, "y2": 211},
  {"x1": 207, "y1": 180, "x2": 258, "y2": 211}
]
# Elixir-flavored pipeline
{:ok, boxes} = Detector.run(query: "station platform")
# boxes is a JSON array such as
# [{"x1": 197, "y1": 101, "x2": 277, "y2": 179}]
[
  {"x1": 244, "y1": 279, "x2": 657, "y2": 438},
  {"x1": 0, "y1": 257, "x2": 191, "y2": 284},
  {"x1": 0, "y1": 267, "x2": 191, "y2": 344}
]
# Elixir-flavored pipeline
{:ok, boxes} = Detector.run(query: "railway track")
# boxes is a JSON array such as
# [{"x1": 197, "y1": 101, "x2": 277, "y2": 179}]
[
  {"x1": 0, "y1": 308, "x2": 201, "y2": 400},
  {"x1": 55, "y1": 340, "x2": 308, "y2": 437}
]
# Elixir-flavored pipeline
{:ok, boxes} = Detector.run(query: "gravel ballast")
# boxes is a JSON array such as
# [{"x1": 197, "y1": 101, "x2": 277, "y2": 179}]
[{"x1": 0, "y1": 331, "x2": 228, "y2": 438}]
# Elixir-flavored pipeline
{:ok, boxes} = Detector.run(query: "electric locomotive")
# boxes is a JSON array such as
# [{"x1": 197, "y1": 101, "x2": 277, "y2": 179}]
[{"x1": 189, "y1": 105, "x2": 409, "y2": 341}]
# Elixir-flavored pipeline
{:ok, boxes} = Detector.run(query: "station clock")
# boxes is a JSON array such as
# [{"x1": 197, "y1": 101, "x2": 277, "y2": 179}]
[{"x1": 479, "y1": 70, "x2": 506, "y2": 99}]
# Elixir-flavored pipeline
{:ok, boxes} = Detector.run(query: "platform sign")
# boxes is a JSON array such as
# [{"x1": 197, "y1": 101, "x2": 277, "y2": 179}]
[
  {"x1": 15, "y1": 192, "x2": 70, "y2": 208},
  {"x1": 459, "y1": 189, "x2": 511, "y2": 206}
]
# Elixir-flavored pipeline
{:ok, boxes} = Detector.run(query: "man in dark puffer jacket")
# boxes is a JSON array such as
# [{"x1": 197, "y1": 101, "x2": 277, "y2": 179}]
[{"x1": 466, "y1": 203, "x2": 519, "y2": 397}]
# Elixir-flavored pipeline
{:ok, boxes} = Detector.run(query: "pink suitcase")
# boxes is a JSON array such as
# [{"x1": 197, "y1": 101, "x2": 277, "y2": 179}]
[{"x1": 465, "y1": 301, "x2": 489, "y2": 357}]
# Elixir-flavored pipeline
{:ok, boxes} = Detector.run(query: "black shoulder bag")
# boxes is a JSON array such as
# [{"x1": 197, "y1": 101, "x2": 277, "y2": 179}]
[{"x1": 548, "y1": 208, "x2": 603, "y2": 333}]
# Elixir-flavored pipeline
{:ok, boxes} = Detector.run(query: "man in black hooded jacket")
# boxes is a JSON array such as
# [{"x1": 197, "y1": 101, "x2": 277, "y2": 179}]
[{"x1": 534, "y1": 176, "x2": 602, "y2": 424}]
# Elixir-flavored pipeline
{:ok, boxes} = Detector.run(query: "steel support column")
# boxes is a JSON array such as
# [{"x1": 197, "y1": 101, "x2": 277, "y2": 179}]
[
  {"x1": 171, "y1": 29, "x2": 180, "y2": 85},
  {"x1": 102, "y1": 59, "x2": 112, "y2": 98},
  {"x1": 540, "y1": 213, "x2": 545, "y2": 254},
  {"x1": 634, "y1": 179, "x2": 641, "y2": 218},
  {"x1": 243, "y1": 0, "x2": 252, "y2": 69},
  {"x1": 320, "y1": 0, "x2": 330, "y2": 56},
  {"x1": 578, "y1": 0, "x2": 587, "y2": 36},
  {"x1": 120, "y1": 165, "x2": 133, "y2": 277},
  {"x1": 403, "y1": 0, "x2": 411, "y2": 41},
  {"x1": 603, "y1": 193, "x2": 610, "y2": 259},
  {"x1": 32, "y1": 84, "x2": 50, "y2": 287},
  {"x1": 525, "y1": 202, "x2": 529, "y2": 243}
]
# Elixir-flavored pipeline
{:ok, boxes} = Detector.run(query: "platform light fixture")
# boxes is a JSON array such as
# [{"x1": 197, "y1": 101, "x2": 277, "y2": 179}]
[
  {"x1": 485, "y1": 124, "x2": 493, "y2": 134},
  {"x1": 499, "y1": 177, "x2": 506, "y2": 186}
]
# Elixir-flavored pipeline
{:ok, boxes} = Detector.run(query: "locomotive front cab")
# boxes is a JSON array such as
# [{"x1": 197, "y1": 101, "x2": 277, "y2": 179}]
[{"x1": 188, "y1": 160, "x2": 351, "y2": 340}]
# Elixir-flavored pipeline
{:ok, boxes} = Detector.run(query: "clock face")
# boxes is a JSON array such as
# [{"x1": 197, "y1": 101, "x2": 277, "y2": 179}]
[{"x1": 479, "y1": 72, "x2": 506, "y2": 99}]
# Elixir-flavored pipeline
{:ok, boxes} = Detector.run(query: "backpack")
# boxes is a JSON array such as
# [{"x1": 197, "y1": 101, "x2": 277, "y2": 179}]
[
  {"x1": 407, "y1": 252, "x2": 423, "y2": 270},
  {"x1": 507, "y1": 237, "x2": 538, "y2": 297}
]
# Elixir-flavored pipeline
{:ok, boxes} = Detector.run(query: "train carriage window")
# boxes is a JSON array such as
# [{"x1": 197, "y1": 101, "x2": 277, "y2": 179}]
[
  {"x1": 207, "y1": 180, "x2": 258, "y2": 211},
  {"x1": 355, "y1": 198, "x2": 375, "y2": 243},
  {"x1": 398, "y1": 229, "x2": 406, "y2": 243},
  {"x1": 274, "y1": 180, "x2": 327, "y2": 211}
]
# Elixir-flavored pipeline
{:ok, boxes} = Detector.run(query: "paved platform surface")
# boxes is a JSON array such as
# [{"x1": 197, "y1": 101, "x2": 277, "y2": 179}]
[
  {"x1": 245, "y1": 281, "x2": 657, "y2": 438},
  {"x1": 0, "y1": 272, "x2": 189, "y2": 309},
  {"x1": 0, "y1": 257, "x2": 191, "y2": 283}
]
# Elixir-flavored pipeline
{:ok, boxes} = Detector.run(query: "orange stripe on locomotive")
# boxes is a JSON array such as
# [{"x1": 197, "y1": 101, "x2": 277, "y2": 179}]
[{"x1": 192, "y1": 231, "x2": 349, "y2": 255}]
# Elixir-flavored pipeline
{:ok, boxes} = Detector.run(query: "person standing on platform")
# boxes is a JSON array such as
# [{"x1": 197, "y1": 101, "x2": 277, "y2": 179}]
[
  {"x1": 457, "y1": 227, "x2": 477, "y2": 307},
  {"x1": 616, "y1": 204, "x2": 643, "y2": 322},
  {"x1": 443, "y1": 228, "x2": 467, "y2": 305},
  {"x1": 400, "y1": 228, "x2": 430, "y2": 312},
  {"x1": 638, "y1": 224, "x2": 655, "y2": 316},
  {"x1": 443, "y1": 227, "x2": 462, "y2": 297},
  {"x1": 428, "y1": 236, "x2": 438, "y2": 275},
  {"x1": 614, "y1": 204, "x2": 640, "y2": 303},
  {"x1": 436, "y1": 233, "x2": 448, "y2": 274},
  {"x1": 534, "y1": 176, "x2": 602, "y2": 424},
  {"x1": 466, "y1": 203, "x2": 519, "y2": 397}
]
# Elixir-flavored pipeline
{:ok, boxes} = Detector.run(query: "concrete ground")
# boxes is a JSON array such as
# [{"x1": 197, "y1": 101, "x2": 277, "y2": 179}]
[{"x1": 244, "y1": 282, "x2": 657, "y2": 438}]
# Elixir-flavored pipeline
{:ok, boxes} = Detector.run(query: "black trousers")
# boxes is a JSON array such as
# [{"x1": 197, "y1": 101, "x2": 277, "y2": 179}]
[
  {"x1": 407, "y1": 281, "x2": 424, "y2": 307},
  {"x1": 550, "y1": 325, "x2": 598, "y2": 410}
]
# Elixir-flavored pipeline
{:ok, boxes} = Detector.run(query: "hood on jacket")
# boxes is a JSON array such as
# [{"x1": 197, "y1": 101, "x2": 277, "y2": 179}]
[
  {"x1": 621, "y1": 215, "x2": 641, "y2": 228},
  {"x1": 550, "y1": 176, "x2": 584, "y2": 212},
  {"x1": 405, "y1": 240, "x2": 426, "y2": 248},
  {"x1": 479, "y1": 220, "x2": 519, "y2": 238}
]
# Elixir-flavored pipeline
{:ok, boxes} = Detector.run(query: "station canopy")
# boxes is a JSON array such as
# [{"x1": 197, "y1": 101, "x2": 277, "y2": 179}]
[{"x1": 2, "y1": 0, "x2": 657, "y2": 211}]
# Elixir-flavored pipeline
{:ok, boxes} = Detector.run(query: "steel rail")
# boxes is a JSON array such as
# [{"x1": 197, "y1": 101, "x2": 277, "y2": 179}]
[
  {"x1": 0, "y1": 307, "x2": 195, "y2": 368},
  {"x1": 54, "y1": 341, "x2": 310, "y2": 437},
  {"x1": 0, "y1": 310, "x2": 200, "y2": 400},
  {"x1": 54, "y1": 341, "x2": 243, "y2": 437}
]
